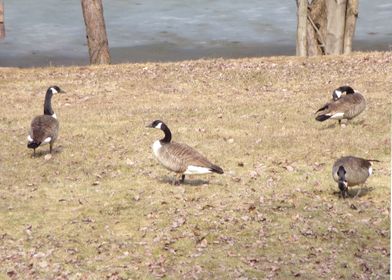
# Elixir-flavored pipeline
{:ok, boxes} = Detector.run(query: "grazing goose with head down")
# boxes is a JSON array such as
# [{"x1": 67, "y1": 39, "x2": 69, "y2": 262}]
[
  {"x1": 27, "y1": 86, "x2": 65, "y2": 156},
  {"x1": 146, "y1": 120, "x2": 224, "y2": 184},
  {"x1": 332, "y1": 156, "x2": 379, "y2": 198},
  {"x1": 315, "y1": 86, "x2": 366, "y2": 125}
]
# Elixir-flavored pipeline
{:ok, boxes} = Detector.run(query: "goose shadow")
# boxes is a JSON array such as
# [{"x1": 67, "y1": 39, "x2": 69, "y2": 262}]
[
  {"x1": 332, "y1": 186, "x2": 374, "y2": 199},
  {"x1": 318, "y1": 119, "x2": 366, "y2": 130},
  {"x1": 318, "y1": 123, "x2": 339, "y2": 130},
  {"x1": 30, "y1": 146, "x2": 63, "y2": 157},
  {"x1": 158, "y1": 175, "x2": 210, "y2": 186}
]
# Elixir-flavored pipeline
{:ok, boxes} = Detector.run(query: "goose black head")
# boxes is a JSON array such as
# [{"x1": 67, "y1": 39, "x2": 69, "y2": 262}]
[
  {"x1": 146, "y1": 120, "x2": 165, "y2": 129},
  {"x1": 146, "y1": 120, "x2": 171, "y2": 142},
  {"x1": 332, "y1": 86, "x2": 355, "y2": 100},
  {"x1": 48, "y1": 86, "x2": 65, "y2": 95},
  {"x1": 337, "y1": 165, "x2": 348, "y2": 198}
]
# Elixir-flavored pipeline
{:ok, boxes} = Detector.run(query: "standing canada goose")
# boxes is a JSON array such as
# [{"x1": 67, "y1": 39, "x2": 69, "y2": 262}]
[
  {"x1": 27, "y1": 86, "x2": 65, "y2": 156},
  {"x1": 146, "y1": 120, "x2": 224, "y2": 184},
  {"x1": 315, "y1": 86, "x2": 366, "y2": 125},
  {"x1": 332, "y1": 156, "x2": 379, "y2": 198}
]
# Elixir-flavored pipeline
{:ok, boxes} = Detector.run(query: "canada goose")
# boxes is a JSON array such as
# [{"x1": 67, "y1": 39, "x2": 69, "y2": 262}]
[
  {"x1": 332, "y1": 156, "x2": 379, "y2": 198},
  {"x1": 146, "y1": 120, "x2": 224, "y2": 184},
  {"x1": 27, "y1": 86, "x2": 65, "y2": 156},
  {"x1": 315, "y1": 86, "x2": 366, "y2": 125}
]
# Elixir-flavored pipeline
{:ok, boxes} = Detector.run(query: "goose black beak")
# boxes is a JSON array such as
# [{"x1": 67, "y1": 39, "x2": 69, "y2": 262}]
[{"x1": 145, "y1": 123, "x2": 153, "y2": 128}]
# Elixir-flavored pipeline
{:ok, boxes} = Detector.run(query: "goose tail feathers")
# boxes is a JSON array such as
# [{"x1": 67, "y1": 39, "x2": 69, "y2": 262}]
[
  {"x1": 210, "y1": 164, "x2": 224, "y2": 174},
  {"x1": 315, "y1": 114, "x2": 331, "y2": 122}
]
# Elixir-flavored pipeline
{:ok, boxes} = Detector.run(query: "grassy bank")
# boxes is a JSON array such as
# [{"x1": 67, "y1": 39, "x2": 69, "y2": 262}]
[{"x1": 0, "y1": 52, "x2": 390, "y2": 279}]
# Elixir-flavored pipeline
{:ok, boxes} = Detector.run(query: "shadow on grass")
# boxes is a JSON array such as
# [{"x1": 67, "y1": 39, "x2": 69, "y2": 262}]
[
  {"x1": 158, "y1": 175, "x2": 210, "y2": 187},
  {"x1": 317, "y1": 119, "x2": 366, "y2": 130},
  {"x1": 318, "y1": 123, "x2": 339, "y2": 130},
  {"x1": 29, "y1": 146, "x2": 63, "y2": 158},
  {"x1": 332, "y1": 186, "x2": 374, "y2": 199}
]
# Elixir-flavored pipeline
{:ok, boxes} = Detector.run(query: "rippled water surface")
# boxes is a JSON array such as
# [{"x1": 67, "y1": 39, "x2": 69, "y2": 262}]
[{"x1": 0, "y1": 0, "x2": 390, "y2": 66}]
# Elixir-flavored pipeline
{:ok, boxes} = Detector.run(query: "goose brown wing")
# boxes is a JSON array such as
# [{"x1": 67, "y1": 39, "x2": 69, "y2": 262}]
[
  {"x1": 165, "y1": 142, "x2": 215, "y2": 169},
  {"x1": 348, "y1": 93, "x2": 365, "y2": 104},
  {"x1": 30, "y1": 115, "x2": 59, "y2": 143},
  {"x1": 324, "y1": 94, "x2": 365, "y2": 119}
]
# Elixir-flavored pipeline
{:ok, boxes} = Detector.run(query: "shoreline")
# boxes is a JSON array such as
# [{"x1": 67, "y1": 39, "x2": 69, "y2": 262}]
[{"x1": 0, "y1": 39, "x2": 390, "y2": 68}]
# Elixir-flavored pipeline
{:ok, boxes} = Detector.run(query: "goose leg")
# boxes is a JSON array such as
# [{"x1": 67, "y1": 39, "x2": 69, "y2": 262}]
[
  {"x1": 172, "y1": 174, "x2": 182, "y2": 186},
  {"x1": 50, "y1": 142, "x2": 54, "y2": 154},
  {"x1": 180, "y1": 174, "x2": 185, "y2": 183},
  {"x1": 354, "y1": 188, "x2": 361, "y2": 198},
  {"x1": 341, "y1": 188, "x2": 348, "y2": 199}
]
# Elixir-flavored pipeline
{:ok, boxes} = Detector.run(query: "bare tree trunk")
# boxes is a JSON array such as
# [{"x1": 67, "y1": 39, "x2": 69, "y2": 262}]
[
  {"x1": 343, "y1": 0, "x2": 358, "y2": 54},
  {"x1": 81, "y1": 0, "x2": 110, "y2": 64},
  {"x1": 296, "y1": 0, "x2": 308, "y2": 56},
  {"x1": 325, "y1": 0, "x2": 347, "y2": 54},
  {"x1": 298, "y1": 0, "x2": 358, "y2": 56},
  {"x1": 307, "y1": 0, "x2": 327, "y2": 55},
  {"x1": 0, "y1": 1, "x2": 5, "y2": 39}
]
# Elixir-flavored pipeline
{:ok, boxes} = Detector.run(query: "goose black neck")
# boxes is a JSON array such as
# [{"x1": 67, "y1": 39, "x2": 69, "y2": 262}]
[
  {"x1": 339, "y1": 86, "x2": 355, "y2": 94},
  {"x1": 337, "y1": 166, "x2": 346, "y2": 181},
  {"x1": 160, "y1": 123, "x2": 172, "y2": 143},
  {"x1": 43, "y1": 89, "x2": 54, "y2": 115}
]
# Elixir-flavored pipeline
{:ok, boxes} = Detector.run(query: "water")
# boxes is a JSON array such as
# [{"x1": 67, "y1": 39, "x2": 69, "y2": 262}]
[{"x1": 0, "y1": 0, "x2": 391, "y2": 67}]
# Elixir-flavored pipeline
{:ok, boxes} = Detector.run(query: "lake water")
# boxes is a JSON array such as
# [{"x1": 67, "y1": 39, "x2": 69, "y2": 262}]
[{"x1": 0, "y1": 0, "x2": 391, "y2": 67}]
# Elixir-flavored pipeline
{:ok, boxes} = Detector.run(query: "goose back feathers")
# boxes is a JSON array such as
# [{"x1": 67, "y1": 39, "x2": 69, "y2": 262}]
[{"x1": 28, "y1": 115, "x2": 59, "y2": 149}]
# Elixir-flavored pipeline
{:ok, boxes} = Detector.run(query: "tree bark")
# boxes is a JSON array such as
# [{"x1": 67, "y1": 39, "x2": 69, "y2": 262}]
[
  {"x1": 296, "y1": 0, "x2": 308, "y2": 56},
  {"x1": 325, "y1": 0, "x2": 347, "y2": 54},
  {"x1": 307, "y1": 0, "x2": 327, "y2": 55},
  {"x1": 0, "y1": 1, "x2": 5, "y2": 39},
  {"x1": 81, "y1": 0, "x2": 110, "y2": 64},
  {"x1": 343, "y1": 0, "x2": 358, "y2": 54}
]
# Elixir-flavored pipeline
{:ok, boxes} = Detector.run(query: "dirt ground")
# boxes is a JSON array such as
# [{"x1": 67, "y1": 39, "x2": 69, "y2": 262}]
[{"x1": 0, "y1": 51, "x2": 390, "y2": 279}]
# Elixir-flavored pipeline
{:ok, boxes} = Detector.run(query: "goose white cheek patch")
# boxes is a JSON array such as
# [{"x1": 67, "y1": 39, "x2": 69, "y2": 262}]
[
  {"x1": 156, "y1": 122, "x2": 162, "y2": 129},
  {"x1": 27, "y1": 135, "x2": 33, "y2": 142},
  {"x1": 368, "y1": 166, "x2": 372, "y2": 176}
]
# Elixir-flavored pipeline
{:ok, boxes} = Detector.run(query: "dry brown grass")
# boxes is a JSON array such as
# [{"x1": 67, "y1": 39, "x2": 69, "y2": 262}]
[{"x1": 0, "y1": 52, "x2": 390, "y2": 279}]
